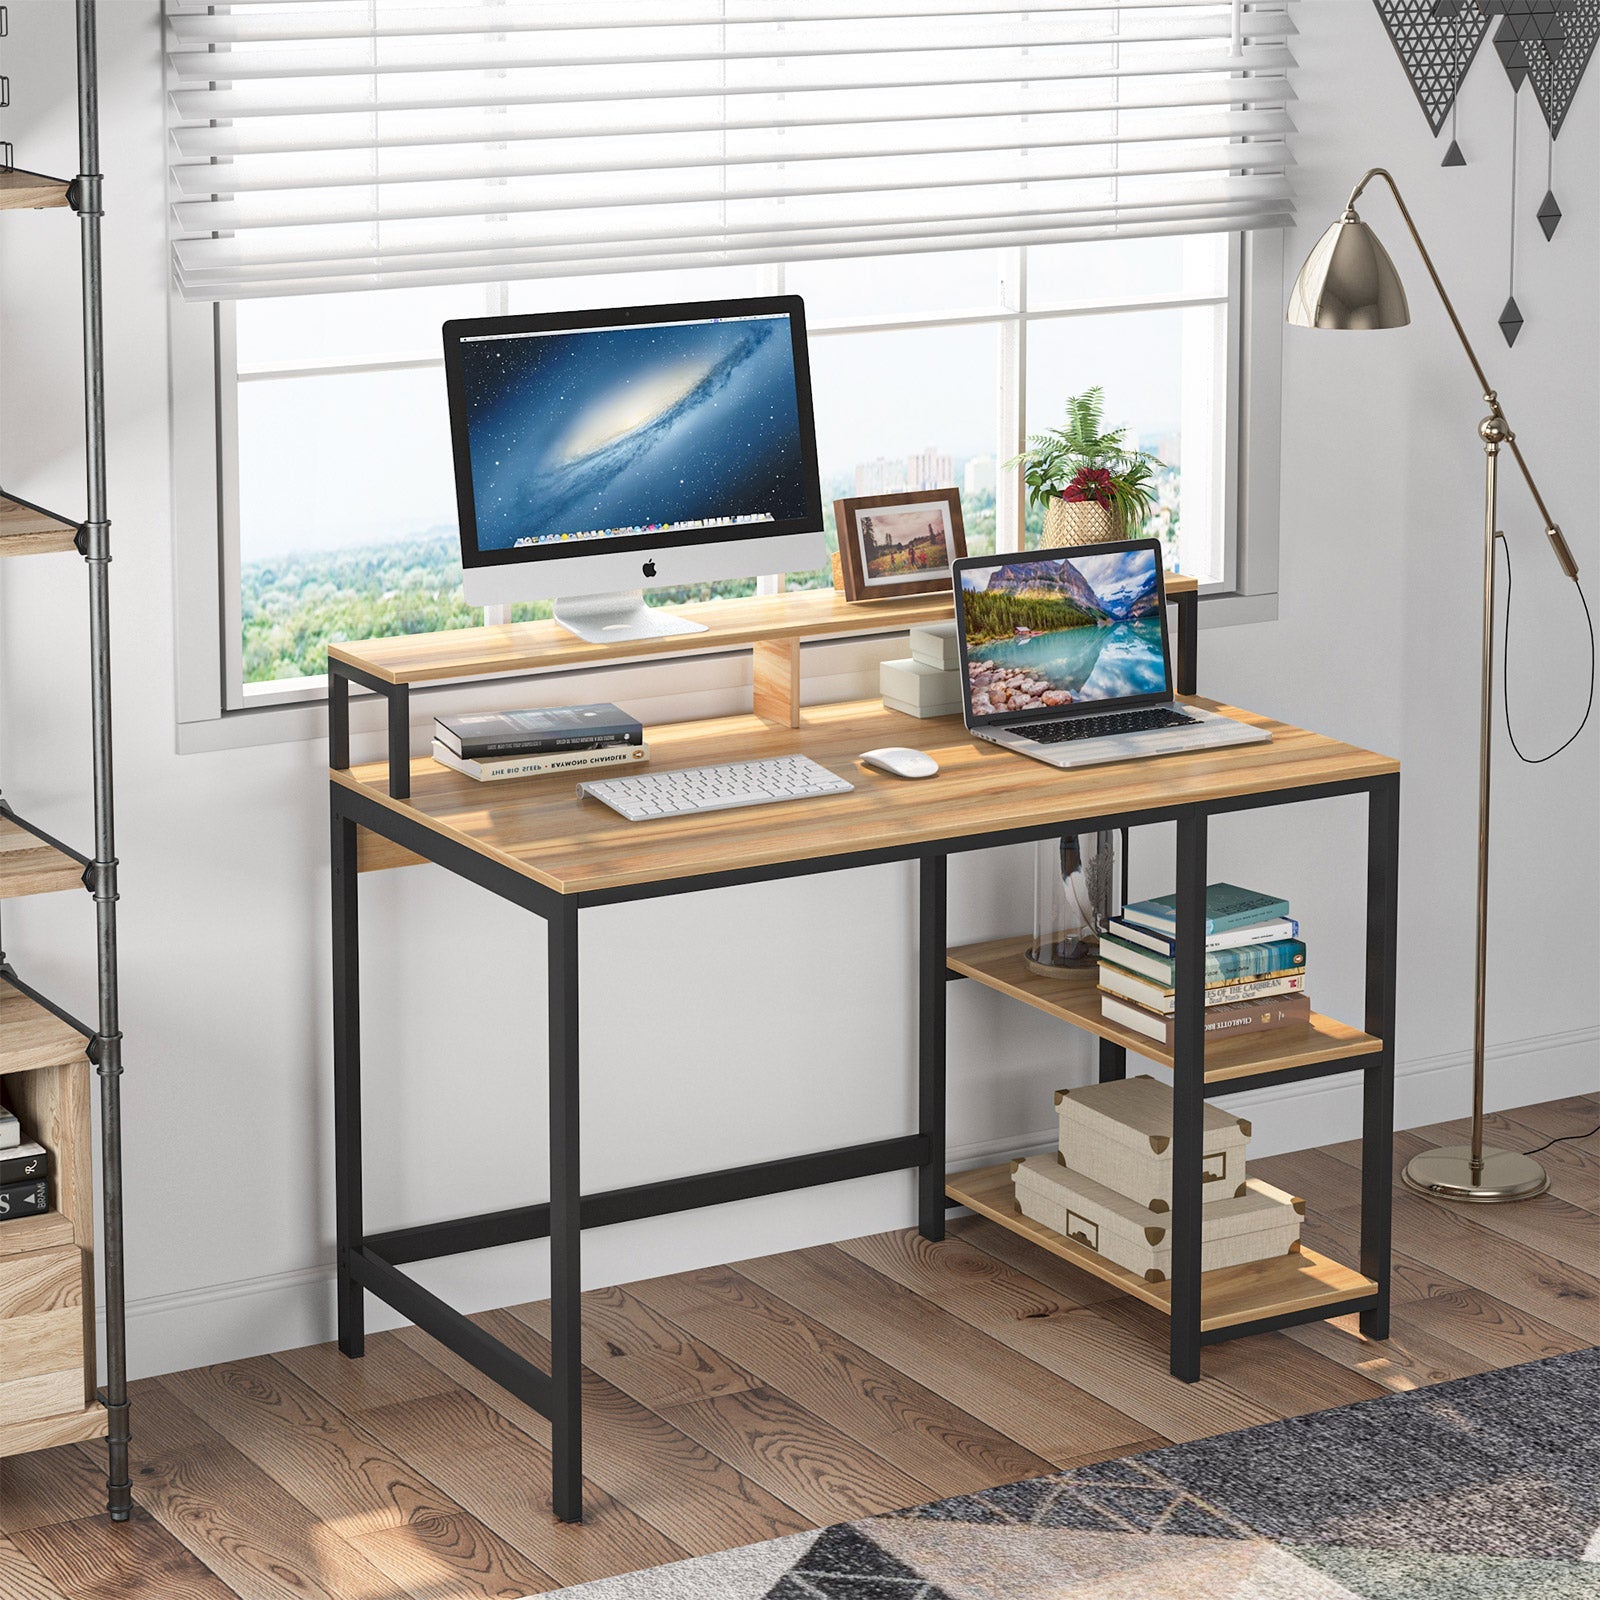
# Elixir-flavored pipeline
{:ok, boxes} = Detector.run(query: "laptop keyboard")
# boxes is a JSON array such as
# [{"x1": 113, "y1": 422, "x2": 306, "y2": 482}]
[{"x1": 1024, "y1": 706, "x2": 1198, "y2": 745}]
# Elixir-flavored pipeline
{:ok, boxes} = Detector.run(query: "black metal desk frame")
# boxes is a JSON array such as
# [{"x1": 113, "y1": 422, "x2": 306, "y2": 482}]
[{"x1": 328, "y1": 651, "x2": 1397, "y2": 1524}]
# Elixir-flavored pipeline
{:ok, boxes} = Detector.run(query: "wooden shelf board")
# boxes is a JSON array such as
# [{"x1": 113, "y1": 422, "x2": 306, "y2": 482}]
[
  {"x1": 948, "y1": 936, "x2": 1381, "y2": 1083},
  {"x1": 0, "y1": 978, "x2": 92, "y2": 1076},
  {"x1": 947, "y1": 1161, "x2": 1376, "y2": 1332},
  {"x1": 0, "y1": 168, "x2": 71, "y2": 210},
  {"x1": 0, "y1": 1400, "x2": 107, "y2": 1459},
  {"x1": 0, "y1": 1211, "x2": 75, "y2": 1259},
  {"x1": 0, "y1": 495, "x2": 78, "y2": 557},
  {"x1": 0, "y1": 816, "x2": 85, "y2": 900},
  {"x1": 329, "y1": 575, "x2": 1204, "y2": 686}
]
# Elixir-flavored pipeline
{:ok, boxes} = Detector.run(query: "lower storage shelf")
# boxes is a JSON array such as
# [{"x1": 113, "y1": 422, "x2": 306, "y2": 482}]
[
  {"x1": 947, "y1": 1161, "x2": 1378, "y2": 1333},
  {"x1": 0, "y1": 1400, "x2": 108, "y2": 1458}
]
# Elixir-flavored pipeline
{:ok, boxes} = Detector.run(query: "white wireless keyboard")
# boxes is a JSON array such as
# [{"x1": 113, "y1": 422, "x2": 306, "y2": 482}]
[{"x1": 578, "y1": 755, "x2": 854, "y2": 821}]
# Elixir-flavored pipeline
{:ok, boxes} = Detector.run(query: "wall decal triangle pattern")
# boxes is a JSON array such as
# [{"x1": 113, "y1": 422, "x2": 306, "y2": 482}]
[{"x1": 1371, "y1": 0, "x2": 1491, "y2": 132}]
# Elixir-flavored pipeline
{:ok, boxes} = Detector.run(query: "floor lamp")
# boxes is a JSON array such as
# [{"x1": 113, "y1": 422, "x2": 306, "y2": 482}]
[{"x1": 1286, "y1": 168, "x2": 1583, "y2": 1203}]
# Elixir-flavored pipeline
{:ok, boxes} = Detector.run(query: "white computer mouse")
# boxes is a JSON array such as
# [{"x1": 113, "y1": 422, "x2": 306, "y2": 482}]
[{"x1": 859, "y1": 746, "x2": 940, "y2": 780}]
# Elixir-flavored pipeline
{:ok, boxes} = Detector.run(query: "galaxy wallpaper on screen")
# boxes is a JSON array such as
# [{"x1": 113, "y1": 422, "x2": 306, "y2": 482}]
[{"x1": 459, "y1": 315, "x2": 809, "y2": 551}]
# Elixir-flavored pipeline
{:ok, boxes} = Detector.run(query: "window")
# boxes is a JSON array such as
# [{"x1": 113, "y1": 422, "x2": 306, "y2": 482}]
[{"x1": 225, "y1": 235, "x2": 1242, "y2": 700}]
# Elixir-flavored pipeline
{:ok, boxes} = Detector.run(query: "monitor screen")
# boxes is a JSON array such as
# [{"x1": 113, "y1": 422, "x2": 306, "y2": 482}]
[
  {"x1": 956, "y1": 544, "x2": 1170, "y2": 721},
  {"x1": 445, "y1": 298, "x2": 820, "y2": 568}
]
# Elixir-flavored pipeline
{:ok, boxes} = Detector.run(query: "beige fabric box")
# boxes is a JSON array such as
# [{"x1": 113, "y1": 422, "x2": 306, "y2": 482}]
[
  {"x1": 1054, "y1": 1073, "x2": 1250, "y2": 1211},
  {"x1": 1012, "y1": 1156, "x2": 1303, "y2": 1283}
]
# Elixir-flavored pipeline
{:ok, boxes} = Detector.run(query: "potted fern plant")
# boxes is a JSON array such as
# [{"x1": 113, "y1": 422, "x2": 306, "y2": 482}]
[{"x1": 1007, "y1": 388, "x2": 1164, "y2": 547}]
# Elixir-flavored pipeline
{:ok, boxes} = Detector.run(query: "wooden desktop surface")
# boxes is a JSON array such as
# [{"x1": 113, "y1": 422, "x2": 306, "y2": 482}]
[
  {"x1": 338, "y1": 697, "x2": 1397, "y2": 897},
  {"x1": 329, "y1": 579, "x2": 1202, "y2": 687}
]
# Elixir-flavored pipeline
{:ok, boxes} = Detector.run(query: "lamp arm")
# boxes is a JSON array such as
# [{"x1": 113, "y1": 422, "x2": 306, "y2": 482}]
[{"x1": 1347, "y1": 168, "x2": 1581, "y2": 581}]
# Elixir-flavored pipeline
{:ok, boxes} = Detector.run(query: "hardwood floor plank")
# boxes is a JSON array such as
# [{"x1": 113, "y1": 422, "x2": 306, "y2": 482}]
[
  {"x1": 1313, "y1": 1142, "x2": 1600, "y2": 1340},
  {"x1": 0, "y1": 1447, "x2": 107, "y2": 1535},
  {"x1": 506, "y1": 1285, "x2": 761, "y2": 1411},
  {"x1": 352, "y1": 1385, "x2": 686, "y2": 1587},
  {"x1": 160, "y1": 1354, "x2": 561, "y2": 1598},
  {"x1": 100, "y1": 1378, "x2": 400, "y2": 1600},
  {"x1": 12, "y1": 1509, "x2": 238, "y2": 1600},
  {"x1": 400, "y1": 1309, "x2": 814, "y2": 1556},
  {"x1": 509, "y1": 1293, "x2": 932, "y2": 1526},
  {"x1": 734, "y1": 1242, "x2": 1158, "y2": 1465},
  {"x1": 0, "y1": 1535, "x2": 70, "y2": 1600},
  {"x1": 272, "y1": 1332, "x2": 464, "y2": 1414},
  {"x1": 348, "y1": 1506, "x2": 554, "y2": 1600},
  {"x1": 625, "y1": 1264, "x2": 1055, "y2": 1498},
  {"x1": 837, "y1": 1230, "x2": 1278, "y2": 1443},
  {"x1": 1283, "y1": 1311, "x2": 1493, "y2": 1393}
]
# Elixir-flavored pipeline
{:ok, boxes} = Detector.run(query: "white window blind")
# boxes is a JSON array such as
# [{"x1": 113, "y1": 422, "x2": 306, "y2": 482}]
[{"x1": 165, "y1": 1, "x2": 1296, "y2": 300}]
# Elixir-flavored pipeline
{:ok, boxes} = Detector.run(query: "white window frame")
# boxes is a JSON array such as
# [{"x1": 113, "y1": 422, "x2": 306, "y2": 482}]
[{"x1": 171, "y1": 235, "x2": 1282, "y2": 754}]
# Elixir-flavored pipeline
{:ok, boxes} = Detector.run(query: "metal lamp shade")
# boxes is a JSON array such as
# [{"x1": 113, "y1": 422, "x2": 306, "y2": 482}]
[{"x1": 1287, "y1": 215, "x2": 1411, "y2": 330}]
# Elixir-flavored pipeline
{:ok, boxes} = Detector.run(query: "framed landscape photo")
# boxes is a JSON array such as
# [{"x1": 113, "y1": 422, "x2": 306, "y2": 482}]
[{"x1": 833, "y1": 488, "x2": 967, "y2": 602}]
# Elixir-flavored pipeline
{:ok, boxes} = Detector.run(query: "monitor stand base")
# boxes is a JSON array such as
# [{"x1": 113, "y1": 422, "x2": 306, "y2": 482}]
[{"x1": 552, "y1": 593, "x2": 710, "y2": 644}]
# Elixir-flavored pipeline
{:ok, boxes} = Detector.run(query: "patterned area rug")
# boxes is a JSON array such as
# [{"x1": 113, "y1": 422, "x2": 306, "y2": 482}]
[{"x1": 550, "y1": 1348, "x2": 1600, "y2": 1599}]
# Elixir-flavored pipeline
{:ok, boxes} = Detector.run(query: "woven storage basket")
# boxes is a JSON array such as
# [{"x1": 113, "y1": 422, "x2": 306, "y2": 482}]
[
  {"x1": 1041, "y1": 496, "x2": 1119, "y2": 548},
  {"x1": 1012, "y1": 1156, "x2": 1303, "y2": 1283},
  {"x1": 1054, "y1": 1074, "x2": 1250, "y2": 1211}
]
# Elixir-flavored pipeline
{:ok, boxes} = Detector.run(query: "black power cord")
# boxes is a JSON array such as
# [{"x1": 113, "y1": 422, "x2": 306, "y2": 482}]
[
  {"x1": 1496, "y1": 533, "x2": 1596, "y2": 763},
  {"x1": 1521, "y1": 1125, "x2": 1600, "y2": 1158}
]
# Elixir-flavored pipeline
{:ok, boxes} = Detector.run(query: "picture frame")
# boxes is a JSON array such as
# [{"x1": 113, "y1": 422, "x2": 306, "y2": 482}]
[{"x1": 832, "y1": 488, "x2": 967, "y2": 602}]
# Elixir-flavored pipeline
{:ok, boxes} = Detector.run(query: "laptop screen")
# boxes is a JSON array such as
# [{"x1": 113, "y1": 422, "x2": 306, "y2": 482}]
[{"x1": 955, "y1": 542, "x2": 1171, "y2": 724}]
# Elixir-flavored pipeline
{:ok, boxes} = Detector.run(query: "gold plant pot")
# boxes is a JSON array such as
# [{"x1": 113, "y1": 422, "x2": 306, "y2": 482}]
[{"x1": 1042, "y1": 496, "x2": 1119, "y2": 548}]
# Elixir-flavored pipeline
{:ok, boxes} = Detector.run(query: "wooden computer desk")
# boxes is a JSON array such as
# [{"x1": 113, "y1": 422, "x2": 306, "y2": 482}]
[{"x1": 326, "y1": 595, "x2": 1397, "y2": 1525}]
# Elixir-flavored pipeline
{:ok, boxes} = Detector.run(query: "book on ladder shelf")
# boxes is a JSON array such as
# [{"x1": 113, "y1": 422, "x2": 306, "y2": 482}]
[{"x1": 1098, "y1": 882, "x2": 1312, "y2": 1048}]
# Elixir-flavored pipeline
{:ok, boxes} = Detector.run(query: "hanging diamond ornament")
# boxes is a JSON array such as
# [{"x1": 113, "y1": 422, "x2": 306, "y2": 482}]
[
  {"x1": 1537, "y1": 188, "x2": 1563, "y2": 236},
  {"x1": 1499, "y1": 296, "x2": 1526, "y2": 345}
]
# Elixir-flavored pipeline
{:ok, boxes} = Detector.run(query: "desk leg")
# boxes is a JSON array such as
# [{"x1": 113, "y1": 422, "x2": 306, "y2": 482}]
[
  {"x1": 548, "y1": 897, "x2": 584, "y2": 1522},
  {"x1": 1098, "y1": 1041, "x2": 1128, "y2": 1082},
  {"x1": 918, "y1": 854, "x2": 948, "y2": 1242},
  {"x1": 1361, "y1": 775, "x2": 1400, "y2": 1340},
  {"x1": 1169, "y1": 808, "x2": 1207, "y2": 1383},
  {"x1": 1175, "y1": 591, "x2": 1198, "y2": 697},
  {"x1": 331, "y1": 804, "x2": 365, "y2": 1360}
]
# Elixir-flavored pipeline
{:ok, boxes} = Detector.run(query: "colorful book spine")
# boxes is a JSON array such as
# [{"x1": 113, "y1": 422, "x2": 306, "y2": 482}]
[
  {"x1": 1097, "y1": 964, "x2": 1307, "y2": 1016},
  {"x1": 1100, "y1": 936, "x2": 1306, "y2": 987},
  {"x1": 1122, "y1": 883, "x2": 1291, "y2": 936},
  {"x1": 1099, "y1": 992, "x2": 1312, "y2": 1047},
  {"x1": 1105, "y1": 915, "x2": 1299, "y2": 956}
]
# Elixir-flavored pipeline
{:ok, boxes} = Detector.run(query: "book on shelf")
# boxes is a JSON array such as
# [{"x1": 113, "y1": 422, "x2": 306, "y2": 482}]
[
  {"x1": 1100, "y1": 935, "x2": 1306, "y2": 988},
  {"x1": 0, "y1": 1104, "x2": 19, "y2": 1151},
  {"x1": 0, "y1": 1141, "x2": 48, "y2": 1186},
  {"x1": 1098, "y1": 963, "x2": 1307, "y2": 1016},
  {"x1": 1121, "y1": 883, "x2": 1291, "y2": 937},
  {"x1": 434, "y1": 703, "x2": 643, "y2": 758},
  {"x1": 432, "y1": 740, "x2": 649, "y2": 782},
  {"x1": 1100, "y1": 991, "x2": 1313, "y2": 1047},
  {"x1": 0, "y1": 1177, "x2": 49, "y2": 1220},
  {"x1": 1106, "y1": 913, "x2": 1299, "y2": 956}
]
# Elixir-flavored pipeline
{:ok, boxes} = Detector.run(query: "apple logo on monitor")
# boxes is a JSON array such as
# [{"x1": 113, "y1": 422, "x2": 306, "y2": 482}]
[{"x1": 642, "y1": 560, "x2": 657, "y2": 578}]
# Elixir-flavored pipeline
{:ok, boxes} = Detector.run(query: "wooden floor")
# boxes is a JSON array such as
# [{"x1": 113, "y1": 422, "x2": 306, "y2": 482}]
[{"x1": 2, "y1": 1095, "x2": 1595, "y2": 1600}]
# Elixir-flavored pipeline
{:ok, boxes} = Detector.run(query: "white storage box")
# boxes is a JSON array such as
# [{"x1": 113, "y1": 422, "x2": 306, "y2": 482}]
[
  {"x1": 909, "y1": 620, "x2": 961, "y2": 671},
  {"x1": 1055, "y1": 1074, "x2": 1250, "y2": 1211},
  {"x1": 880, "y1": 656, "x2": 962, "y2": 713},
  {"x1": 1012, "y1": 1156, "x2": 1303, "y2": 1283}
]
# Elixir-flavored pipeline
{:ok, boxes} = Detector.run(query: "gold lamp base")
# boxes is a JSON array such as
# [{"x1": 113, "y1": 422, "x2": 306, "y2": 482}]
[{"x1": 1401, "y1": 1145, "x2": 1550, "y2": 1203}]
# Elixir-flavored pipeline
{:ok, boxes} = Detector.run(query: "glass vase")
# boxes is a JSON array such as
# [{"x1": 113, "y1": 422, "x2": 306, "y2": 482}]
[{"x1": 1026, "y1": 831, "x2": 1119, "y2": 974}]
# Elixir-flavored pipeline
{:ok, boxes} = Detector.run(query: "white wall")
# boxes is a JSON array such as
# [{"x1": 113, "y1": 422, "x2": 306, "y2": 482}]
[{"x1": 1, "y1": 2, "x2": 1594, "y2": 1378}]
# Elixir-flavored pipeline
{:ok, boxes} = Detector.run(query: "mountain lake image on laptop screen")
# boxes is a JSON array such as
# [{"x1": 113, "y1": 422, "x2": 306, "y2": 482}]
[{"x1": 960, "y1": 547, "x2": 1166, "y2": 716}]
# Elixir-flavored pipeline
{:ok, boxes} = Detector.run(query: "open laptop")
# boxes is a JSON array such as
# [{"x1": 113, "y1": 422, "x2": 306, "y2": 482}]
[{"x1": 952, "y1": 539, "x2": 1270, "y2": 769}]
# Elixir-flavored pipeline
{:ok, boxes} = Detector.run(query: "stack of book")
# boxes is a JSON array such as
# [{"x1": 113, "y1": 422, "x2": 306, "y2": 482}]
[
  {"x1": 1097, "y1": 882, "x2": 1310, "y2": 1048},
  {"x1": 0, "y1": 1102, "x2": 50, "y2": 1222},
  {"x1": 433, "y1": 703, "x2": 650, "y2": 782},
  {"x1": 880, "y1": 622, "x2": 962, "y2": 718}
]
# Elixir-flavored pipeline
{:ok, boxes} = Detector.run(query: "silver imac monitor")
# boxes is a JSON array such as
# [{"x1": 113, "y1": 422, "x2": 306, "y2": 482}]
[{"x1": 442, "y1": 295, "x2": 827, "y2": 642}]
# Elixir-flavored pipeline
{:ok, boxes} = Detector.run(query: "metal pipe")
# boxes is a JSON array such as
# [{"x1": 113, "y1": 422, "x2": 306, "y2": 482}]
[{"x1": 74, "y1": 0, "x2": 130, "y2": 1521}]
